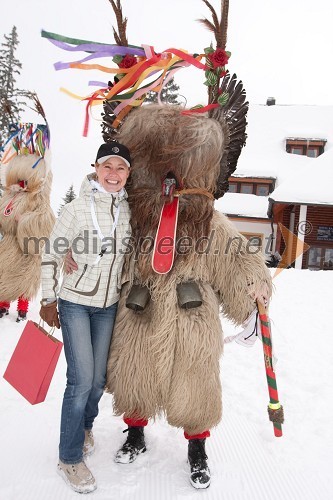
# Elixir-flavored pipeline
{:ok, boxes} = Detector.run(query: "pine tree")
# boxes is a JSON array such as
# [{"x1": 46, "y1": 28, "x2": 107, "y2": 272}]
[
  {"x1": 144, "y1": 77, "x2": 181, "y2": 105},
  {"x1": 58, "y1": 184, "x2": 76, "y2": 216},
  {"x1": 0, "y1": 26, "x2": 24, "y2": 149}
]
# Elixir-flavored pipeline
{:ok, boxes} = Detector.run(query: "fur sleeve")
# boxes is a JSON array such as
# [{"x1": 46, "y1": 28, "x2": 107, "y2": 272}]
[
  {"x1": 16, "y1": 204, "x2": 55, "y2": 254},
  {"x1": 208, "y1": 211, "x2": 272, "y2": 325}
]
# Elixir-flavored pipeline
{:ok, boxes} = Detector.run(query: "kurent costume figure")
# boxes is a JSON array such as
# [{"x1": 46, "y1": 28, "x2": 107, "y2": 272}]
[
  {"x1": 42, "y1": 0, "x2": 272, "y2": 490},
  {"x1": 105, "y1": 104, "x2": 272, "y2": 488},
  {"x1": 0, "y1": 122, "x2": 54, "y2": 322}
]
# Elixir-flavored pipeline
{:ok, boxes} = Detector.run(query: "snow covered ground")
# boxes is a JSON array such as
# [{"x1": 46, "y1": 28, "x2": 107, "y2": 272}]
[{"x1": 1, "y1": 268, "x2": 332, "y2": 500}]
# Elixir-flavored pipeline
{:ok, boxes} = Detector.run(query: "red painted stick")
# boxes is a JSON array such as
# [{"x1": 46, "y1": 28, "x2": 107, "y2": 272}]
[{"x1": 257, "y1": 301, "x2": 284, "y2": 437}]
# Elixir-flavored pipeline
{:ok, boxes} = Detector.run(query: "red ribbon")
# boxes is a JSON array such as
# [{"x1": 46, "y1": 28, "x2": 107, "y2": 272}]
[
  {"x1": 181, "y1": 104, "x2": 220, "y2": 116},
  {"x1": 163, "y1": 48, "x2": 206, "y2": 70}
]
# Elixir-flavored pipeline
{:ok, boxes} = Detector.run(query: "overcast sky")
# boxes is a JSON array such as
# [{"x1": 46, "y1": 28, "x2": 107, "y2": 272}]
[{"x1": 1, "y1": 0, "x2": 333, "y2": 207}]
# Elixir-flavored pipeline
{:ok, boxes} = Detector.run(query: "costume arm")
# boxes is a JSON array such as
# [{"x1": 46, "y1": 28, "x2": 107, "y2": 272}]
[
  {"x1": 41, "y1": 204, "x2": 78, "y2": 300},
  {"x1": 209, "y1": 212, "x2": 272, "y2": 325},
  {"x1": 16, "y1": 203, "x2": 56, "y2": 254}
]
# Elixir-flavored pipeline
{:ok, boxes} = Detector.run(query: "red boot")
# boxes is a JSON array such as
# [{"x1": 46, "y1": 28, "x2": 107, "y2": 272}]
[
  {"x1": 0, "y1": 301, "x2": 10, "y2": 318},
  {"x1": 16, "y1": 297, "x2": 29, "y2": 322}
]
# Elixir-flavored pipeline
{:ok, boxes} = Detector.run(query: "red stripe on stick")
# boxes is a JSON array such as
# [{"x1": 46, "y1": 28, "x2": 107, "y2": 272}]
[
  {"x1": 274, "y1": 426, "x2": 283, "y2": 437},
  {"x1": 261, "y1": 324, "x2": 270, "y2": 338},
  {"x1": 268, "y1": 387, "x2": 279, "y2": 402}
]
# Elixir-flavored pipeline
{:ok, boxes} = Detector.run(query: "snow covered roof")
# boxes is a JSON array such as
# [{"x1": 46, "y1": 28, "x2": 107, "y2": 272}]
[
  {"x1": 232, "y1": 104, "x2": 333, "y2": 207},
  {"x1": 269, "y1": 147, "x2": 333, "y2": 205},
  {"x1": 215, "y1": 193, "x2": 270, "y2": 219}
]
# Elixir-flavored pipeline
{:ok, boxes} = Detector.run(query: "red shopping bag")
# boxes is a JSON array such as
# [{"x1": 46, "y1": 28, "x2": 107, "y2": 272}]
[{"x1": 3, "y1": 320, "x2": 63, "y2": 404}]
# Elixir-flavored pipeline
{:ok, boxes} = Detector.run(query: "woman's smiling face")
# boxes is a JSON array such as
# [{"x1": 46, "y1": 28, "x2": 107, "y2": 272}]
[{"x1": 95, "y1": 157, "x2": 130, "y2": 193}]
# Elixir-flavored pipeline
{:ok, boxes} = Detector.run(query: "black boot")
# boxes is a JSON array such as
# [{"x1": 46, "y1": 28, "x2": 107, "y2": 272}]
[
  {"x1": 16, "y1": 310, "x2": 27, "y2": 322},
  {"x1": 115, "y1": 426, "x2": 146, "y2": 464},
  {"x1": 188, "y1": 438, "x2": 211, "y2": 489},
  {"x1": 0, "y1": 308, "x2": 9, "y2": 319}
]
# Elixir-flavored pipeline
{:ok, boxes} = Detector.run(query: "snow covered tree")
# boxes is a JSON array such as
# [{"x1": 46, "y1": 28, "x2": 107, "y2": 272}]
[
  {"x1": 0, "y1": 26, "x2": 25, "y2": 149},
  {"x1": 58, "y1": 184, "x2": 77, "y2": 215},
  {"x1": 144, "y1": 77, "x2": 181, "y2": 105}
]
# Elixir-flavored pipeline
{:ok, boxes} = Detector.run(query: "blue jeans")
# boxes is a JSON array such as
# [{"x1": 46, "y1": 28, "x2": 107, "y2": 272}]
[{"x1": 58, "y1": 298, "x2": 117, "y2": 464}]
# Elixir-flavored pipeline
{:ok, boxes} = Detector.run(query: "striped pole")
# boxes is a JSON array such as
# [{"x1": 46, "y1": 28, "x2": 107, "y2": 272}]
[{"x1": 257, "y1": 301, "x2": 284, "y2": 437}]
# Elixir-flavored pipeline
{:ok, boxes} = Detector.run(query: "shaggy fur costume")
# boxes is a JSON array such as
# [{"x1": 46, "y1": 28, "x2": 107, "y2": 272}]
[
  {"x1": 0, "y1": 154, "x2": 55, "y2": 301},
  {"x1": 106, "y1": 105, "x2": 272, "y2": 435}
]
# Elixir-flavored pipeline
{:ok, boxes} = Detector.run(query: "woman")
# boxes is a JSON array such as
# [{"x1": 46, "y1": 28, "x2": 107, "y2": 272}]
[{"x1": 40, "y1": 141, "x2": 131, "y2": 494}]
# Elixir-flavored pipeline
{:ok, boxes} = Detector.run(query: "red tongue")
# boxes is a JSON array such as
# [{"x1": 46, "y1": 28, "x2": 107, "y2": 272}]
[
  {"x1": 152, "y1": 197, "x2": 179, "y2": 274},
  {"x1": 4, "y1": 198, "x2": 16, "y2": 217}
]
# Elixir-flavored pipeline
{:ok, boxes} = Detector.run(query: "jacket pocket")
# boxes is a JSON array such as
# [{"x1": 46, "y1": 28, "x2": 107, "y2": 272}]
[{"x1": 74, "y1": 264, "x2": 88, "y2": 288}]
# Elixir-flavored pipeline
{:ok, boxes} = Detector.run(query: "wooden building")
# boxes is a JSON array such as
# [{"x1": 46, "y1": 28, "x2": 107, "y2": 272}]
[{"x1": 215, "y1": 103, "x2": 333, "y2": 269}]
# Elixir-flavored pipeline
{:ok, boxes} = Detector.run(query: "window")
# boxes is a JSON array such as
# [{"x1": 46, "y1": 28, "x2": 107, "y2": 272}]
[
  {"x1": 307, "y1": 148, "x2": 319, "y2": 158},
  {"x1": 286, "y1": 138, "x2": 326, "y2": 158},
  {"x1": 240, "y1": 184, "x2": 253, "y2": 194},
  {"x1": 290, "y1": 147, "x2": 303, "y2": 155},
  {"x1": 308, "y1": 247, "x2": 333, "y2": 270},
  {"x1": 227, "y1": 177, "x2": 274, "y2": 196},
  {"x1": 256, "y1": 184, "x2": 269, "y2": 196},
  {"x1": 324, "y1": 249, "x2": 333, "y2": 270},
  {"x1": 308, "y1": 247, "x2": 322, "y2": 269}
]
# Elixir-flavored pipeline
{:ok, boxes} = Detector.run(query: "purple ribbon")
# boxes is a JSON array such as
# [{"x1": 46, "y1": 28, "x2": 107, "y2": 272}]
[
  {"x1": 88, "y1": 81, "x2": 108, "y2": 87},
  {"x1": 47, "y1": 38, "x2": 145, "y2": 55},
  {"x1": 51, "y1": 41, "x2": 146, "y2": 71}
]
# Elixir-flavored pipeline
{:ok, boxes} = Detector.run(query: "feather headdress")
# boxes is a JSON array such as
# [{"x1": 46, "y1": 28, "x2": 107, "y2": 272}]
[{"x1": 42, "y1": 0, "x2": 248, "y2": 198}]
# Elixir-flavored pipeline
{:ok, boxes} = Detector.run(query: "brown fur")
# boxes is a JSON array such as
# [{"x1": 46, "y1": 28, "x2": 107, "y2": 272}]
[
  {"x1": 0, "y1": 154, "x2": 55, "y2": 301},
  {"x1": 121, "y1": 105, "x2": 226, "y2": 245},
  {"x1": 106, "y1": 105, "x2": 271, "y2": 435}
]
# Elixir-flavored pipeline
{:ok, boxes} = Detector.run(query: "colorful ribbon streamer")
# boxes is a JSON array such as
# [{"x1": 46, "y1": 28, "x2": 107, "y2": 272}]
[
  {"x1": 1, "y1": 123, "x2": 50, "y2": 165},
  {"x1": 42, "y1": 30, "x2": 225, "y2": 136}
]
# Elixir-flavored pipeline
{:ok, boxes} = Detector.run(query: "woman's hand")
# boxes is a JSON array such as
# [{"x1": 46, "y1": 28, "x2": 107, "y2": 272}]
[
  {"x1": 39, "y1": 300, "x2": 60, "y2": 329},
  {"x1": 63, "y1": 249, "x2": 78, "y2": 274}
]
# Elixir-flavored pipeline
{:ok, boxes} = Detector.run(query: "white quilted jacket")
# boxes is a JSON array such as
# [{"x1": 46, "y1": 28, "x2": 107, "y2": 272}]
[{"x1": 41, "y1": 174, "x2": 131, "y2": 308}]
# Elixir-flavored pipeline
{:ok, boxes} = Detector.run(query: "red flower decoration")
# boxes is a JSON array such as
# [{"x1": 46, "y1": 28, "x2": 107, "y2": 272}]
[
  {"x1": 118, "y1": 54, "x2": 137, "y2": 69},
  {"x1": 207, "y1": 48, "x2": 229, "y2": 69}
]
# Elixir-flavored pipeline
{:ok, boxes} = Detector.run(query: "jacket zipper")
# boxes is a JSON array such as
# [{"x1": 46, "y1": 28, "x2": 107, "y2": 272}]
[{"x1": 103, "y1": 201, "x2": 117, "y2": 308}]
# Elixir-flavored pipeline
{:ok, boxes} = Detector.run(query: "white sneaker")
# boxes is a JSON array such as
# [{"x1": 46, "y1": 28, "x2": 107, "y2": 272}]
[
  {"x1": 57, "y1": 460, "x2": 97, "y2": 493},
  {"x1": 83, "y1": 430, "x2": 95, "y2": 457}
]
